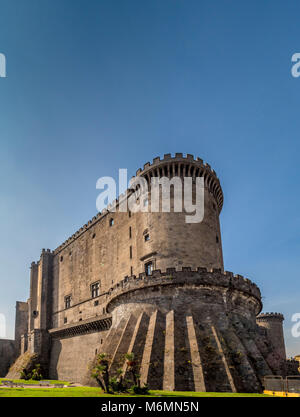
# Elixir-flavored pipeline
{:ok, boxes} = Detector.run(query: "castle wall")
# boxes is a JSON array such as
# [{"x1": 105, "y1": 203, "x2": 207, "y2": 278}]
[
  {"x1": 0, "y1": 339, "x2": 15, "y2": 376},
  {"x1": 49, "y1": 330, "x2": 108, "y2": 382},
  {"x1": 6, "y1": 154, "x2": 287, "y2": 388}
]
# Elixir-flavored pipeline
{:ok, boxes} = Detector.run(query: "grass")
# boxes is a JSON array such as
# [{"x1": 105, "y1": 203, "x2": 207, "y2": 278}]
[{"x1": 0, "y1": 385, "x2": 270, "y2": 397}]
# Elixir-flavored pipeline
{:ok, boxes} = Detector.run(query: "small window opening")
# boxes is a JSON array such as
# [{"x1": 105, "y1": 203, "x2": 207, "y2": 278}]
[
  {"x1": 144, "y1": 233, "x2": 150, "y2": 242},
  {"x1": 129, "y1": 246, "x2": 132, "y2": 259},
  {"x1": 109, "y1": 218, "x2": 114, "y2": 227},
  {"x1": 91, "y1": 282, "x2": 100, "y2": 298},
  {"x1": 65, "y1": 296, "x2": 71, "y2": 309},
  {"x1": 145, "y1": 261, "x2": 153, "y2": 276}
]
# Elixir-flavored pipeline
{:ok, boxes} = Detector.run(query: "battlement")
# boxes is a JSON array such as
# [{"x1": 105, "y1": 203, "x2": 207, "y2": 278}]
[
  {"x1": 135, "y1": 153, "x2": 223, "y2": 211},
  {"x1": 256, "y1": 312, "x2": 284, "y2": 321},
  {"x1": 105, "y1": 267, "x2": 262, "y2": 312},
  {"x1": 135, "y1": 153, "x2": 215, "y2": 176}
]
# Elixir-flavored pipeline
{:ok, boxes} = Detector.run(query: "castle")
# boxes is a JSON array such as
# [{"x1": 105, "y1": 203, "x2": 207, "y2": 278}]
[{"x1": 0, "y1": 154, "x2": 289, "y2": 392}]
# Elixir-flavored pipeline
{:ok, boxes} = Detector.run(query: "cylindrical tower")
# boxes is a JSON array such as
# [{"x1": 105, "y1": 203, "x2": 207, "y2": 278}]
[
  {"x1": 132, "y1": 153, "x2": 224, "y2": 272},
  {"x1": 256, "y1": 313, "x2": 286, "y2": 360}
]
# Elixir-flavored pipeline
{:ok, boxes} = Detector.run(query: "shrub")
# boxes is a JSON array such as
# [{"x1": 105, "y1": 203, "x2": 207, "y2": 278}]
[
  {"x1": 131, "y1": 384, "x2": 150, "y2": 395},
  {"x1": 31, "y1": 364, "x2": 43, "y2": 381},
  {"x1": 91, "y1": 353, "x2": 111, "y2": 393}
]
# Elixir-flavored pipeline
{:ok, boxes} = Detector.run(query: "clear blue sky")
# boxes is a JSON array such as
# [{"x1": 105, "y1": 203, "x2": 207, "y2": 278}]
[{"x1": 0, "y1": 0, "x2": 299, "y2": 357}]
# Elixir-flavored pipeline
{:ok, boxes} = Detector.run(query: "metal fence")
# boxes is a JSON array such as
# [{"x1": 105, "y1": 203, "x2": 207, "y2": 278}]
[{"x1": 264, "y1": 375, "x2": 300, "y2": 393}]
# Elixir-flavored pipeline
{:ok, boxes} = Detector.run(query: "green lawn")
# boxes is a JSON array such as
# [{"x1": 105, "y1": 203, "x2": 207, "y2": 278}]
[{"x1": 0, "y1": 386, "x2": 270, "y2": 397}]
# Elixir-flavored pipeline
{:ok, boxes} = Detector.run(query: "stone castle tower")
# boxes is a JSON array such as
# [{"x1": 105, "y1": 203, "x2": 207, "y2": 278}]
[{"x1": 0, "y1": 154, "x2": 288, "y2": 392}]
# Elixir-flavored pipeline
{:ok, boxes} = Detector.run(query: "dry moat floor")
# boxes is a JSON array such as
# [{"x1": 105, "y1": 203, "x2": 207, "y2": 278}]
[{"x1": 0, "y1": 379, "x2": 270, "y2": 397}]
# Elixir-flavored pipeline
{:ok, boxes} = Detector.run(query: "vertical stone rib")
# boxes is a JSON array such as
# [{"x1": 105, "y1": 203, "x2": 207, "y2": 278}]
[
  {"x1": 233, "y1": 317, "x2": 272, "y2": 377},
  {"x1": 211, "y1": 325, "x2": 237, "y2": 393},
  {"x1": 140, "y1": 310, "x2": 157, "y2": 386},
  {"x1": 186, "y1": 315, "x2": 206, "y2": 392},
  {"x1": 121, "y1": 312, "x2": 144, "y2": 375},
  {"x1": 101, "y1": 325, "x2": 114, "y2": 352},
  {"x1": 109, "y1": 314, "x2": 136, "y2": 372},
  {"x1": 163, "y1": 310, "x2": 175, "y2": 391}
]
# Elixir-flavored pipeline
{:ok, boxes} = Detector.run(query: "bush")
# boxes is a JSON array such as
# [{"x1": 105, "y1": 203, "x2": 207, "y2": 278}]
[
  {"x1": 131, "y1": 384, "x2": 150, "y2": 395},
  {"x1": 31, "y1": 364, "x2": 43, "y2": 381},
  {"x1": 20, "y1": 364, "x2": 43, "y2": 381},
  {"x1": 91, "y1": 353, "x2": 111, "y2": 393}
]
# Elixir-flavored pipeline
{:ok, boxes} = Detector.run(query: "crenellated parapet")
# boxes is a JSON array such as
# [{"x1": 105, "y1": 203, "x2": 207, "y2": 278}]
[
  {"x1": 105, "y1": 267, "x2": 262, "y2": 313},
  {"x1": 256, "y1": 313, "x2": 284, "y2": 322},
  {"x1": 135, "y1": 153, "x2": 223, "y2": 212}
]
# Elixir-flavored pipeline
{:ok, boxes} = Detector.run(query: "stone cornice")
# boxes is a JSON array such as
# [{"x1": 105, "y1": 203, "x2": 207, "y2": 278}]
[{"x1": 49, "y1": 315, "x2": 112, "y2": 339}]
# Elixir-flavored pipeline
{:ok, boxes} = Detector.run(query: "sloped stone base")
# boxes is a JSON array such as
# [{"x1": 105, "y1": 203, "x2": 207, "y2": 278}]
[{"x1": 88, "y1": 269, "x2": 283, "y2": 392}]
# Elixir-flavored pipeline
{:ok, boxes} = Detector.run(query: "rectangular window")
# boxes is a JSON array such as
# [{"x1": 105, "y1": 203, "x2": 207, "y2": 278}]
[
  {"x1": 91, "y1": 282, "x2": 100, "y2": 298},
  {"x1": 130, "y1": 246, "x2": 132, "y2": 259},
  {"x1": 129, "y1": 226, "x2": 132, "y2": 238},
  {"x1": 145, "y1": 261, "x2": 153, "y2": 276},
  {"x1": 130, "y1": 266, "x2": 133, "y2": 276},
  {"x1": 144, "y1": 233, "x2": 150, "y2": 242},
  {"x1": 65, "y1": 296, "x2": 71, "y2": 309}
]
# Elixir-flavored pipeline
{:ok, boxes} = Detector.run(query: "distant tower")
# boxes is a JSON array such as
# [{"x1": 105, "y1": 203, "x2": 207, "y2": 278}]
[{"x1": 256, "y1": 313, "x2": 286, "y2": 360}]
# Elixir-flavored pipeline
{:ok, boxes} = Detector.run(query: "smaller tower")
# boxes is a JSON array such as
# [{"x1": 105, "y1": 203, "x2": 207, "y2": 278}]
[{"x1": 256, "y1": 313, "x2": 286, "y2": 360}]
